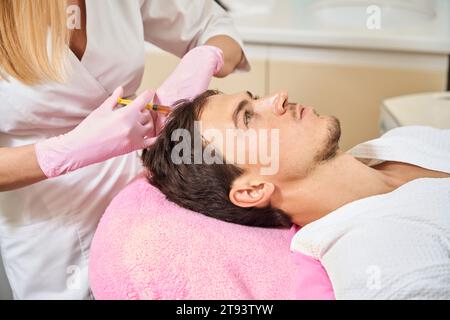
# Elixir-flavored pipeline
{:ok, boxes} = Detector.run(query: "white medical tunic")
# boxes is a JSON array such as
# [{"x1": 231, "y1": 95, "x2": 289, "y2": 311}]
[
  {"x1": 0, "y1": 0, "x2": 247, "y2": 299},
  {"x1": 291, "y1": 126, "x2": 450, "y2": 299}
]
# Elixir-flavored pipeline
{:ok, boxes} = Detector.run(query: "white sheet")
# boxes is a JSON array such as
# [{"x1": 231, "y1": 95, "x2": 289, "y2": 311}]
[{"x1": 291, "y1": 126, "x2": 450, "y2": 299}]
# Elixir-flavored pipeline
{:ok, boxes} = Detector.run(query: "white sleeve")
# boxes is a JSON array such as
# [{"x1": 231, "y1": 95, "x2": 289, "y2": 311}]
[
  {"x1": 321, "y1": 223, "x2": 450, "y2": 300},
  {"x1": 139, "y1": 0, "x2": 250, "y2": 71}
]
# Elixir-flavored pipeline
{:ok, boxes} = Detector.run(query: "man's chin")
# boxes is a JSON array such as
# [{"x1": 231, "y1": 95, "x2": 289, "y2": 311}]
[{"x1": 315, "y1": 116, "x2": 341, "y2": 163}]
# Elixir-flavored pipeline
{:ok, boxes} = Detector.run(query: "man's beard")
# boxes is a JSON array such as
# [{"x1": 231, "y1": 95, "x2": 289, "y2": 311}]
[{"x1": 314, "y1": 116, "x2": 341, "y2": 163}]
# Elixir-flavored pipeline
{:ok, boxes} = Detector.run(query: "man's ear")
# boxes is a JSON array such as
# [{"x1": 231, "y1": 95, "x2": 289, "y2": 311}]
[{"x1": 229, "y1": 181, "x2": 275, "y2": 208}]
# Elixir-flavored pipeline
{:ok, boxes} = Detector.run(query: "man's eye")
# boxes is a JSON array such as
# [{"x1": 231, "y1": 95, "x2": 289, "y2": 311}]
[
  {"x1": 253, "y1": 95, "x2": 260, "y2": 100},
  {"x1": 244, "y1": 110, "x2": 254, "y2": 126}
]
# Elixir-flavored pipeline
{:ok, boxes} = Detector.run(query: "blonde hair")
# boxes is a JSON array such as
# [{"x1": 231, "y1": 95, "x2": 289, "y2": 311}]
[{"x1": 0, "y1": 0, "x2": 70, "y2": 85}]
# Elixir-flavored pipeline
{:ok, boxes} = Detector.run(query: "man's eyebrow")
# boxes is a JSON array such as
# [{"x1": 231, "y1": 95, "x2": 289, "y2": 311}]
[{"x1": 232, "y1": 92, "x2": 253, "y2": 128}]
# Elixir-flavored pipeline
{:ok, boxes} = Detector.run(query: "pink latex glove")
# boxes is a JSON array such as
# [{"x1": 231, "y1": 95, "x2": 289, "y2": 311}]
[
  {"x1": 151, "y1": 45, "x2": 224, "y2": 137},
  {"x1": 35, "y1": 87, "x2": 155, "y2": 178}
]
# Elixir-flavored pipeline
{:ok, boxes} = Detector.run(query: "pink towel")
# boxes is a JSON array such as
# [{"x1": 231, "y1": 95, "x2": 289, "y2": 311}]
[
  {"x1": 89, "y1": 174, "x2": 302, "y2": 299},
  {"x1": 89, "y1": 46, "x2": 335, "y2": 300}
]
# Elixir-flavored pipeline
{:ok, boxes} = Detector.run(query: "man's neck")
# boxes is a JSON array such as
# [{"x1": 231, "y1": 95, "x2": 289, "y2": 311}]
[{"x1": 277, "y1": 153, "x2": 398, "y2": 226}]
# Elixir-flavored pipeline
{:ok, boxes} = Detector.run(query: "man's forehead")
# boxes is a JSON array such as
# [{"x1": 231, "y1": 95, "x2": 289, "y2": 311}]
[
  {"x1": 201, "y1": 93, "x2": 230, "y2": 117},
  {"x1": 203, "y1": 92, "x2": 249, "y2": 109},
  {"x1": 205, "y1": 92, "x2": 229, "y2": 104},
  {"x1": 200, "y1": 93, "x2": 241, "y2": 129}
]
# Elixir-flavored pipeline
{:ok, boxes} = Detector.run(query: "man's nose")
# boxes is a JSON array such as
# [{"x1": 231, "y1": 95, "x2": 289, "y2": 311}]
[
  {"x1": 270, "y1": 91, "x2": 288, "y2": 115},
  {"x1": 255, "y1": 91, "x2": 288, "y2": 115}
]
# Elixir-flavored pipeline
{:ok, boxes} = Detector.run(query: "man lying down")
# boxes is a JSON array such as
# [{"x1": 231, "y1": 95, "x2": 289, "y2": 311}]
[{"x1": 142, "y1": 89, "x2": 450, "y2": 299}]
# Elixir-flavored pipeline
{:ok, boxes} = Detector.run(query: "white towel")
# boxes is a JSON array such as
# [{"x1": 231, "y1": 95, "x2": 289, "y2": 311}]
[{"x1": 291, "y1": 126, "x2": 450, "y2": 299}]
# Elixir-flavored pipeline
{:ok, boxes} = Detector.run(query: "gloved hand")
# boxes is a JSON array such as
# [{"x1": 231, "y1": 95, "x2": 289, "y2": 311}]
[
  {"x1": 151, "y1": 45, "x2": 224, "y2": 136},
  {"x1": 35, "y1": 87, "x2": 155, "y2": 178}
]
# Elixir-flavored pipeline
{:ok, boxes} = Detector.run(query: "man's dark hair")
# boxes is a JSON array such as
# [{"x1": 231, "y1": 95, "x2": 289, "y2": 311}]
[{"x1": 142, "y1": 90, "x2": 292, "y2": 228}]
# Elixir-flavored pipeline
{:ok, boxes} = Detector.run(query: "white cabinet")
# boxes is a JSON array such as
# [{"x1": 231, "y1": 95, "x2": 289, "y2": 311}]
[{"x1": 380, "y1": 92, "x2": 450, "y2": 134}]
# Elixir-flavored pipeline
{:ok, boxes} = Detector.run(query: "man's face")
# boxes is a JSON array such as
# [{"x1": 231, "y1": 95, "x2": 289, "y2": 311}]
[{"x1": 199, "y1": 91, "x2": 341, "y2": 184}]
